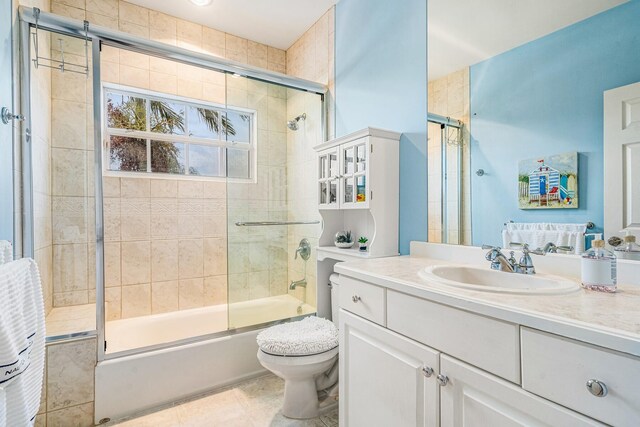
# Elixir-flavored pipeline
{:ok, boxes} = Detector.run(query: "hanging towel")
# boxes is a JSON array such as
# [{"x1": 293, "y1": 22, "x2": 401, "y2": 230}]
[
  {"x1": 502, "y1": 223, "x2": 587, "y2": 254},
  {"x1": 0, "y1": 241, "x2": 12, "y2": 266},
  {"x1": 0, "y1": 258, "x2": 46, "y2": 427}
]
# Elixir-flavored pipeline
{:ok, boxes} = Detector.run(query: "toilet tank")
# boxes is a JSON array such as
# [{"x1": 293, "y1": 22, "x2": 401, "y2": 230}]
[{"x1": 329, "y1": 274, "x2": 340, "y2": 325}]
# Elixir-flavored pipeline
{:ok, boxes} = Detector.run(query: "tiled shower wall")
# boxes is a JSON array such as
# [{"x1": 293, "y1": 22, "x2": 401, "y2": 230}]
[
  {"x1": 35, "y1": 338, "x2": 97, "y2": 427},
  {"x1": 427, "y1": 67, "x2": 472, "y2": 245},
  {"x1": 100, "y1": 57, "x2": 289, "y2": 319},
  {"x1": 41, "y1": 0, "x2": 290, "y2": 318},
  {"x1": 285, "y1": 7, "x2": 335, "y2": 308}
]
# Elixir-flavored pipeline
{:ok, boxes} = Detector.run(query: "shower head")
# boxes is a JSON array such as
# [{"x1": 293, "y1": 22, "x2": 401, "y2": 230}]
[{"x1": 287, "y1": 113, "x2": 306, "y2": 131}]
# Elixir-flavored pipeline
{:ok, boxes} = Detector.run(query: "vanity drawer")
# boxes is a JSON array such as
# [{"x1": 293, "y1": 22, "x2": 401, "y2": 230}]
[
  {"x1": 387, "y1": 290, "x2": 521, "y2": 383},
  {"x1": 338, "y1": 277, "x2": 386, "y2": 326},
  {"x1": 521, "y1": 327, "x2": 640, "y2": 426}
]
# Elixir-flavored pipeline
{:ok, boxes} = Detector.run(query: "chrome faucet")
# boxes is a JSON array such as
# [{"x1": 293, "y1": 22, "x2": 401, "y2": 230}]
[
  {"x1": 289, "y1": 279, "x2": 307, "y2": 290},
  {"x1": 482, "y1": 243, "x2": 544, "y2": 274}
]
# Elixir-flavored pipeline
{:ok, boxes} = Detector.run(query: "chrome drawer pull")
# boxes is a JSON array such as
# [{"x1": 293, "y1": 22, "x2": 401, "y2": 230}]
[
  {"x1": 421, "y1": 366, "x2": 434, "y2": 378},
  {"x1": 586, "y1": 379, "x2": 608, "y2": 397},
  {"x1": 436, "y1": 374, "x2": 449, "y2": 386},
  {"x1": 351, "y1": 295, "x2": 361, "y2": 303}
]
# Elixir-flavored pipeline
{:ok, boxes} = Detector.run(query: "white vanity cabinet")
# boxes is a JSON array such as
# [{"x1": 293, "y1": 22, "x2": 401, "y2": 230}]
[
  {"x1": 337, "y1": 277, "x2": 632, "y2": 426},
  {"x1": 340, "y1": 310, "x2": 440, "y2": 427},
  {"x1": 439, "y1": 355, "x2": 602, "y2": 427}
]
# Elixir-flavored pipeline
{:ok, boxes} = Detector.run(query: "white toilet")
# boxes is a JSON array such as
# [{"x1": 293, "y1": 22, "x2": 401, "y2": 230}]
[{"x1": 256, "y1": 275, "x2": 340, "y2": 419}]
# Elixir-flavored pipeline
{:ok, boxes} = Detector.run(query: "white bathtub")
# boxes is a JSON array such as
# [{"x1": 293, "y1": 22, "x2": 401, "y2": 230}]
[
  {"x1": 105, "y1": 294, "x2": 315, "y2": 354},
  {"x1": 96, "y1": 294, "x2": 315, "y2": 423}
]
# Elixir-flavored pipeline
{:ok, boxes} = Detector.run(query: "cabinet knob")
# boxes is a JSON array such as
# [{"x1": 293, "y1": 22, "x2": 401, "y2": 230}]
[
  {"x1": 421, "y1": 366, "x2": 434, "y2": 378},
  {"x1": 586, "y1": 379, "x2": 608, "y2": 397},
  {"x1": 351, "y1": 295, "x2": 361, "y2": 303},
  {"x1": 436, "y1": 374, "x2": 449, "y2": 386}
]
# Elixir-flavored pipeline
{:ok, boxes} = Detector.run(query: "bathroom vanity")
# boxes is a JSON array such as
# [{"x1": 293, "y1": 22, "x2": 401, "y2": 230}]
[{"x1": 335, "y1": 244, "x2": 640, "y2": 426}]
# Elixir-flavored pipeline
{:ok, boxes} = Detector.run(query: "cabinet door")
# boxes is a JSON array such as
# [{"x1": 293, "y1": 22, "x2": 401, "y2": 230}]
[
  {"x1": 340, "y1": 310, "x2": 439, "y2": 427},
  {"x1": 440, "y1": 355, "x2": 603, "y2": 427},
  {"x1": 339, "y1": 138, "x2": 369, "y2": 209},
  {"x1": 318, "y1": 147, "x2": 340, "y2": 209}
]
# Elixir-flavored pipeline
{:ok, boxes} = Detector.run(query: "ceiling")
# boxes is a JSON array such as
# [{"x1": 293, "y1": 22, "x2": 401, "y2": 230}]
[
  {"x1": 428, "y1": 0, "x2": 627, "y2": 80},
  {"x1": 127, "y1": 0, "x2": 337, "y2": 50}
]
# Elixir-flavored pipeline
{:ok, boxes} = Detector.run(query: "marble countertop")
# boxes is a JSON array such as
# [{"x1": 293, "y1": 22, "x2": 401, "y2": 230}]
[{"x1": 335, "y1": 255, "x2": 640, "y2": 357}]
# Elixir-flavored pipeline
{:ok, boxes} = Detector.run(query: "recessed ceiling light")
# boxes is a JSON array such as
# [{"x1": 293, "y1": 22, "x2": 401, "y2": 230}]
[{"x1": 189, "y1": 0, "x2": 212, "y2": 6}]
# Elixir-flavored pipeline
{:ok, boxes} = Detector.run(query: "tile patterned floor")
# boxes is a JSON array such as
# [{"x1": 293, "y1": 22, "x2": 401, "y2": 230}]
[{"x1": 109, "y1": 374, "x2": 339, "y2": 427}]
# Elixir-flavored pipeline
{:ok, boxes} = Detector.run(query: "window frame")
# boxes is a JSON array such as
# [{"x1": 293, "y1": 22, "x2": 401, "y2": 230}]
[{"x1": 102, "y1": 83, "x2": 257, "y2": 182}]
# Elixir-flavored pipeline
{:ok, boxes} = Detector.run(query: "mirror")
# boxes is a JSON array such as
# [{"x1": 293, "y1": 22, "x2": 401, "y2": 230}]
[{"x1": 427, "y1": 0, "x2": 640, "y2": 259}]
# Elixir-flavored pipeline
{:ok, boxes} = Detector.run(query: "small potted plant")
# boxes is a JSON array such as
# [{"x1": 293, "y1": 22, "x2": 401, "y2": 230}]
[
  {"x1": 358, "y1": 236, "x2": 368, "y2": 252},
  {"x1": 334, "y1": 231, "x2": 354, "y2": 248}
]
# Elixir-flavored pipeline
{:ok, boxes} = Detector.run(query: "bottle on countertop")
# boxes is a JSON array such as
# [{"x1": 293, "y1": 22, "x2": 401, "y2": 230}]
[
  {"x1": 614, "y1": 231, "x2": 640, "y2": 261},
  {"x1": 581, "y1": 234, "x2": 617, "y2": 293}
]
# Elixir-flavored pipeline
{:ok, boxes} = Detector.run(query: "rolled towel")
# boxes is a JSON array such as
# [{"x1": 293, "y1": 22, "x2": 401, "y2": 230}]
[
  {"x1": 0, "y1": 258, "x2": 46, "y2": 426},
  {"x1": 0, "y1": 241, "x2": 12, "y2": 265}
]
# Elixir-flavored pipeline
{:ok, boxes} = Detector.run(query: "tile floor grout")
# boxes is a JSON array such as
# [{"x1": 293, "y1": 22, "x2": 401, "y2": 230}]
[{"x1": 108, "y1": 373, "x2": 338, "y2": 426}]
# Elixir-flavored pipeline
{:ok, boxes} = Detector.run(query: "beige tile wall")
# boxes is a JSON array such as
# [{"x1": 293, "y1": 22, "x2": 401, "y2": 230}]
[
  {"x1": 35, "y1": 337, "x2": 97, "y2": 427},
  {"x1": 284, "y1": 8, "x2": 335, "y2": 308},
  {"x1": 43, "y1": 0, "x2": 290, "y2": 318},
  {"x1": 98, "y1": 48, "x2": 288, "y2": 319},
  {"x1": 48, "y1": 32, "x2": 96, "y2": 309},
  {"x1": 427, "y1": 67, "x2": 471, "y2": 245},
  {"x1": 103, "y1": 176, "x2": 231, "y2": 320},
  {"x1": 30, "y1": 14, "x2": 54, "y2": 316}
]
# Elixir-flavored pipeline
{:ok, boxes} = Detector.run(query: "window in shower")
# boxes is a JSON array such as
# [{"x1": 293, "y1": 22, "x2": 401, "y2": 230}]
[{"x1": 103, "y1": 85, "x2": 255, "y2": 180}]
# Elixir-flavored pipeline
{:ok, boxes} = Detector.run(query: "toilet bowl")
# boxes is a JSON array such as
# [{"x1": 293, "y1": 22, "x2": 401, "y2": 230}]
[
  {"x1": 256, "y1": 275, "x2": 341, "y2": 419},
  {"x1": 257, "y1": 345, "x2": 338, "y2": 419}
]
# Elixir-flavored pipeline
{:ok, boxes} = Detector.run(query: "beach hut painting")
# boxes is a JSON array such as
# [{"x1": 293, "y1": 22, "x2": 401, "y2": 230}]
[{"x1": 518, "y1": 152, "x2": 578, "y2": 209}]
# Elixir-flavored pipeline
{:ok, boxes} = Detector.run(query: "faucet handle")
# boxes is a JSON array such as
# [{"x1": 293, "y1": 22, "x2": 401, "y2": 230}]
[
  {"x1": 482, "y1": 244, "x2": 503, "y2": 262},
  {"x1": 481, "y1": 244, "x2": 501, "y2": 250},
  {"x1": 509, "y1": 242, "x2": 528, "y2": 249},
  {"x1": 511, "y1": 242, "x2": 544, "y2": 256}
]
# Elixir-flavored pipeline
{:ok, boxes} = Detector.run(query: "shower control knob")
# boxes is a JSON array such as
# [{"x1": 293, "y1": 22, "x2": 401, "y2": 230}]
[
  {"x1": 421, "y1": 366, "x2": 434, "y2": 378},
  {"x1": 436, "y1": 374, "x2": 449, "y2": 386},
  {"x1": 351, "y1": 295, "x2": 361, "y2": 303},
  {"x1": 586, "y1": 379, "x2": 608, "y2": 397}
]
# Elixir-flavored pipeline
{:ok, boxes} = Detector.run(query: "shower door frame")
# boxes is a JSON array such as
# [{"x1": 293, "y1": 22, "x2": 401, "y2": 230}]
[
  {"x1": 427, "y1": 113, "x2": 464, "y2": 245},
  {"x1": 19, "y1": 6, "x2": 328, "y2": 363}
]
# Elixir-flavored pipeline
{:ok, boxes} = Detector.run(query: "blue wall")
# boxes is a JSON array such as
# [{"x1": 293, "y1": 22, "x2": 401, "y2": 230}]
[
  {"x1": 470, "y1": 1, "x2": 640, "y2": 246},
  {"x1": 335, "y1": 0, "x2": 428, "y2": 255}
]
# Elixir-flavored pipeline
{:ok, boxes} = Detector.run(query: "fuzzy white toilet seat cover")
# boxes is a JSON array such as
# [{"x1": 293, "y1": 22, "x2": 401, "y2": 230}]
[{"x1": 257, "y1": 316, "x2": 338, "y2": 356}]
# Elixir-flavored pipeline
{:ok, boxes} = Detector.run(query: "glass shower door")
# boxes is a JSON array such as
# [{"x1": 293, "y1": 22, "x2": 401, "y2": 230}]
[{"x1": 226, "y1": 78, "x2": 322, "y2": 329}]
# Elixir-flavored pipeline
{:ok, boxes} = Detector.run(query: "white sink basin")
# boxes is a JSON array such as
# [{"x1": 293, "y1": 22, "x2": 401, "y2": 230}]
[{"x1": 418, "y1": 265, "x2": 580, "y2": 295}]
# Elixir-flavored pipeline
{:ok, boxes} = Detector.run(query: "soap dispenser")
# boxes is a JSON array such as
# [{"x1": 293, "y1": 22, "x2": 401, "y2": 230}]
[
  {"x1": 581, "y1": 234, "x2": 617, "y2": 293},
  {"x1": 614, "y1": 231, "x2": 640, "y2": 261}
]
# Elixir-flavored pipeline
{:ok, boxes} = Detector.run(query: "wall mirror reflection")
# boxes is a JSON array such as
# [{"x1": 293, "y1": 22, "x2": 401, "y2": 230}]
[{"x1": 427, "y1": 0, "x2": 640, "y2": 260}]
